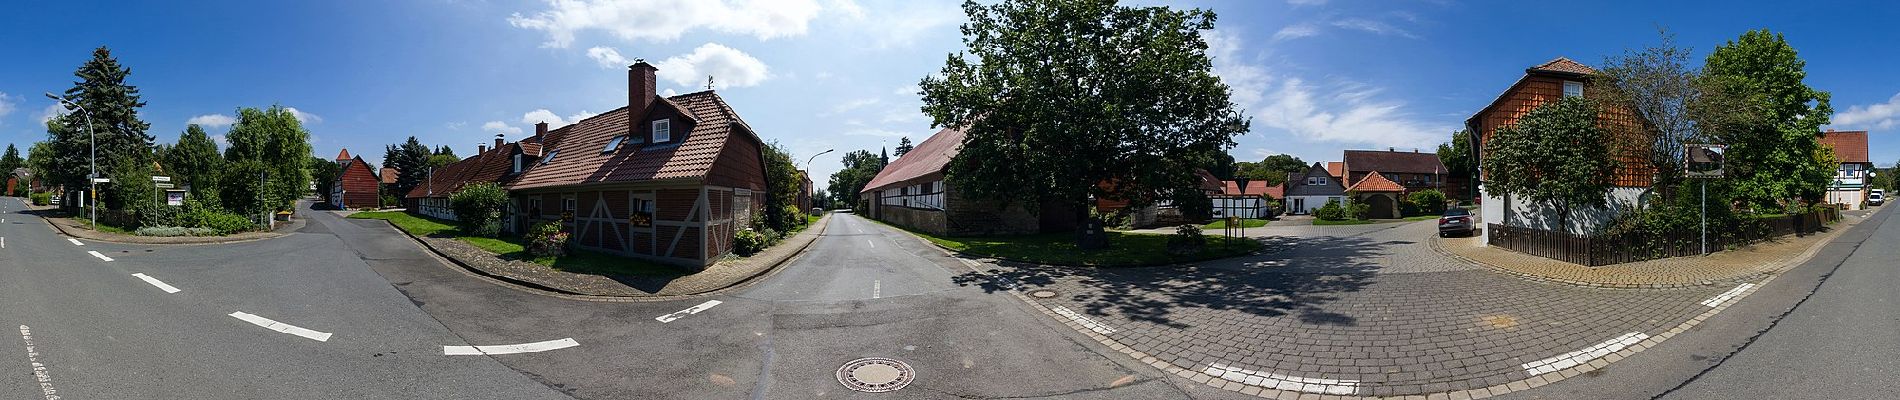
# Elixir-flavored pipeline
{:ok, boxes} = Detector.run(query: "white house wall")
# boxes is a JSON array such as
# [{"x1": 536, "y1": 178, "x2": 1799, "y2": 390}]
[{"x1": 1480, "y1": 185, "x2": 1647, "y2": 239}]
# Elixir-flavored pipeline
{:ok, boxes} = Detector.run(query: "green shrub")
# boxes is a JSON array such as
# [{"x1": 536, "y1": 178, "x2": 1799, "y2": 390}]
[
  {"x1": 30, "y1": 192, "x2": 51, "y2": 206},
  {"x1": 136, "y1": 226, "x2": 189, "y2": 237},
  {"x1": 450, "y1": 182, "x2": 508, "y2": 237},
  {"x1": 1348, "y1": 200, "x2": 1371, "y2": 220},
  {"x1": 179, "y1": 200, "x2": 256, "y2": 234},
  {"x1": 526, "y1": 221, "x2": 568, "y2": 257},
  {"x1": 1313, "y1": 198, "x2": 1346, "y2": 221},
  {"x1": 1166, "y1": 224, "x2": 1206, "y2": 255},
  {"x1": 734, "y1": 229, "x2": 769, "y2": 256},
  {"x1": 139, "y1": 205, "x2": 181, "y2": 228},
  {"x1": 1408, "y1": 189, "x2": 1448, "y2": 215}
]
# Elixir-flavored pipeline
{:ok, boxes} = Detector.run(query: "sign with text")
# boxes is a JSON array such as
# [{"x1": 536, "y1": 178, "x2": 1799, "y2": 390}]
[
  {"x1": 1685, "y1": 144, "x2": 1726, "y2": 179},
  {"x1": 165, "y1": 190, "x2": 186, "y2": 206}
]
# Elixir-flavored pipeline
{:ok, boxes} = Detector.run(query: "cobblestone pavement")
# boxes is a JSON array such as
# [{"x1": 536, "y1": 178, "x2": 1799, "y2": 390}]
[{"x1": 951, "y1": 220, "x2": 1759, "y2": 399}]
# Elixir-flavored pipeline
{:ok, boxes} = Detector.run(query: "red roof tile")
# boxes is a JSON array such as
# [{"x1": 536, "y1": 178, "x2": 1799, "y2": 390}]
[
  {"x1": 1820, "y1": 130, "x2": 1870, "y2": 163},
  {"x1": 1346, "y1": 171, "x2": 1406, "y2": 192},
  {"x1": 1222, "y1": 180, "x2": 1275, "y2": 197},
  {"x1": 407, "y1": 143, "x2": 521, "y2": 199},
  {"x1": 861, "y1": 126, "x2": 965, "y2": 193},
  {"x1": 1529, "y1": 57, "x2": 1595, "y2": 76},
  {"x1": 1325, "y1": 162, "x2": 1344, "y2": 178},
  {"x1": 335, "y1": 148, "x2": 351, "y2": 161},
  {"x1": 380, "y1": 167, "x2": 400, "y2": 184},
  {"x1": 1343, "y1": 150, "x2": 1447, "y2": 175},
  {"x1": 507, "y1": 90, "x2": 760, "y2": 190}
]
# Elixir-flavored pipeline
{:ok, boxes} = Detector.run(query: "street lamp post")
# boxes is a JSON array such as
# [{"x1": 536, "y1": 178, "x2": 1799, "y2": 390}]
[
  {"x1": 803, "y1": 148, "x2": 836, "y2": 171},
  {"x1": 46, "y1": 93, "x2": 97, "y2": 230}
]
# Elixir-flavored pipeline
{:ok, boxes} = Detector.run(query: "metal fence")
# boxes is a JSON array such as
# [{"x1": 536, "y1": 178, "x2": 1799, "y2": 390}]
[{"x1": 1486, "y1": 207, "x2": 1841, "y2": 266}]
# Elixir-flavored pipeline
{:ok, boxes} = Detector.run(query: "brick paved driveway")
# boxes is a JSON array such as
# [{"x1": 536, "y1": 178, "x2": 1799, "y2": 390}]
[{"x1": 954, "y1": 221, "x2": 1744, "y2": 398}]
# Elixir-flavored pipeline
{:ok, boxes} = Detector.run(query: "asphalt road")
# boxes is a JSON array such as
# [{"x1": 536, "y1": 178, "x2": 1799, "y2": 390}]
[
  {"x1": 1507, "y1": 205, "x2": 1896, "y2": 400},
  {"x1": 0, "y1": 197, "x2": 566, "y2": 399}
]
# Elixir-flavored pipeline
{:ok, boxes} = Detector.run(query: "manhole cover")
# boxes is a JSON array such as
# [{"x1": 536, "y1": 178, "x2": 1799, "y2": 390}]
[
  {"x1": 1029, "y1": 290, "x2": 1058, "y2": 298},
  {"x1": 837, "y1": 357, "x2": 914, "y2": 393}
]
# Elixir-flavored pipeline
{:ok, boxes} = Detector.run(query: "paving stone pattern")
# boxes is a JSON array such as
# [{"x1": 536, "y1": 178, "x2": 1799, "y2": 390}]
[{"x1": 967, "y1": 221, "x2": 1735, "y2": 398}]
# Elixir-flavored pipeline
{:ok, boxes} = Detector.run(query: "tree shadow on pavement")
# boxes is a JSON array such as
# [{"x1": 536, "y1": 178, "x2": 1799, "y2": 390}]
[{"x1": 951, "y1": 235, "x2": 1389, "y2": 329}]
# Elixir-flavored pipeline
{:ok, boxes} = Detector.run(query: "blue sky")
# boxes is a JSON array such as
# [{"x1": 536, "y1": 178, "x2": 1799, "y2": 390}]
[{"x1": 3, "y1": 1, "x2": 1899, "y2": 185}]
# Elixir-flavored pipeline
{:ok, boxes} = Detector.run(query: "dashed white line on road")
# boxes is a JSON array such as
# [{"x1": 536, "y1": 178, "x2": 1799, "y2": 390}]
[
  {"x1": 229, "y1": 311, "x2": 333, "y2": 342},
  {"x1": 872, "y1": 280, "x2": 882, "y2": 299},
  {"x1": 1700, "y1": 283, "x2": 1757, "y2": 307},
  {"x1": 66, "y1": 238, "x2": 83, "y2": 246},
  {"x1": 655, "y1": 300, "x2": 724, "y2": 323},
  {"x1": 444, "y1": 338, "x2": 580, "y2": 355},
  {"x1": 131, "y1": 273, "x2": 181, "y2": 293},
  {"x1": 1052, "y1": 306, "x2": 1117, "y2": 335},
  {"x1": 867, "y1": 239, "x2": 874, "y2": 248},
  {"x1": 18, "y1": 325, "x2": 61, "y2": 400},
  {"x1": 86, "y1": 251, "x2": 113, "y2": 262},
  {"x1": 1522, "y1": 332, "x2": 1648, "y2": 376},
  {"x1": 1204, "y1": 363, "x2": 1359, "y2": 396}
]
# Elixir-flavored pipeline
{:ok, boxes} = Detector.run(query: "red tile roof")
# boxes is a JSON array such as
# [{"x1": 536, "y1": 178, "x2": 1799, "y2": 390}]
[
  {"x1": 861, "y1": 126, "x2": 965, "y2": 193},
  {"x1": 1529, "y1": 57, "x2": 1596, "y2": 76},
  {"x1": 1223, "y1": 180, "x2": 1275, "y2": 197},
  {"x1": 1820, "y1": 130, "x2": 1870, "y2": 163},
  {"x1": 507, "y1": 90, "x2": 760, "y2": 190},
  {"x1": 380, "y1": 167, "x2": 400, "y2": 184},
  {"x1": 407, "y1": 143, "x2": 520, "y2": 199},
  {"x1": 1346, "y1": 171, "x2": 1406, "y2": 192},
  {"x1": 1325, "y1": 162, "x2": 1344, "y2": 178},
  {"x1": 335, "y1": 148, "x2": 351, "y2": 161},
  {"x1": 1344, "y1": 150, "x2": 1447, "y2": 175}
]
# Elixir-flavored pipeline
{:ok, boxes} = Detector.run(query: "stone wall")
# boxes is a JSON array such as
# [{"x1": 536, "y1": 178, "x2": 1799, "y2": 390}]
[
  {"x1": 876, "y1": 204, "x2": 949, "y2": 236},
  {"x1": 944, "y1": 188, "x2": 1040, "y2": 236}
]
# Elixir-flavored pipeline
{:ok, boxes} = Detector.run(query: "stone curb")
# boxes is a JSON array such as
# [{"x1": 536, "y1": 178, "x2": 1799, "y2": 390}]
[
  {"x1": 1428, "y1": 218, "x2": 1859, "y2": 290},
  {"x1": 886, "y1": 213, "x2": 1859, "y2": 399},
  {"x1": 375, "y1": 213, "x2": 830, "y2": 303},
  {"x1": 37, "y1": 210, "x2": 294, "y2": 246}
]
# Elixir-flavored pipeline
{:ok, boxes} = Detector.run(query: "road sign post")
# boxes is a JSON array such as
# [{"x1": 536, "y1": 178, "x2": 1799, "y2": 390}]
[{"x1": 1685, "y1": 144, "x2": 1727, "y2": 255}]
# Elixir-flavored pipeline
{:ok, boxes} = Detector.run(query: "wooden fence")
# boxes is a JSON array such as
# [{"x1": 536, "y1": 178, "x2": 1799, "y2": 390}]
[{"x1": 1487, "y1": 207, "x2": 1841, "y2": 266}]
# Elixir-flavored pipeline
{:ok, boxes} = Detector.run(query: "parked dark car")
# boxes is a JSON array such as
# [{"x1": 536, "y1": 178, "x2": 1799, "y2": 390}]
[{"x1": 1438, "y1": 207, "x2": 1474, "y2": 237}]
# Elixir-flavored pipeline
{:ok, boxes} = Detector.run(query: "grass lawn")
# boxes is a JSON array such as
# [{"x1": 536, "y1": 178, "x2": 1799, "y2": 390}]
[
  {"x1": 1202, "y1": 218, "x2": 1269, "y2": 229},
  {"x1": 350, "y1": 211, "x2": 682, "y2": 277},
  {"x1": 71, "y1": 217, "x2": 133, "y2": 234},
  {"x1": 886, "y1": 223, "x2": 1262, "y2": 267},
  {"x1": 1312, "y1": 218, "x2": 1375, "y2": 226},
  {"x1": 1401, "y1": 215, "x2": 1439, "y2": 222}
]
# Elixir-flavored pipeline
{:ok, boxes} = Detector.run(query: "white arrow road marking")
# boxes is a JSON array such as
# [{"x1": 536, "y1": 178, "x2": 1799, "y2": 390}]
[
  {"x1": 1522, "y1": 332, "x2": 1648, "y2": 376},
  {"x1": 444, "y1": 338, "x2": 580, "y2": 355},
  {"x1": 131, "y1": 273, "x2": 181, "y2": 293},
  {"x1": 655, "y1": 300, "x2": 723, "y2": 323},
  {"x1": 229, "y1": 311, "x2": 333, "y2": 342},
  {"x1": 67, "y1": 238, "x2": 83, "y2": 246},
  {"x1": 87, "y1": 251, "x2": 113, "y2": 262},
  {"x1": 1700, "y1": 283, "x2": 1756, "y2": 307}
]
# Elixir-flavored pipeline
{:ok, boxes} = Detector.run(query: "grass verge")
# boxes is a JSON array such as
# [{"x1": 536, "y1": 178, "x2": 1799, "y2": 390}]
[
  {"x1": 1313, "y1": 218, "x2": 1376, "y2": 226},
  {"x1": 1203, "y1": 218, "x2": 1269, "y2": 229},
  {"x1": 873, "y1": 220, "x2": 1261, "y2": 267},
  {"x1": 350, "y1": 211, "x2": 682, "y2": 277}
]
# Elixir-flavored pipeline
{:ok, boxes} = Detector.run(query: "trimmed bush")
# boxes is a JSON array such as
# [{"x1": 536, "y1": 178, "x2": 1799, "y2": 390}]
[
  {"x1": 1408, "y1": 189, "x2": 1448, "y2": 215},
  {"x1": 139, "y1": 205, "x2": 180, "y2": 228},
  {"x1": 734, "y1": 229, "x2": 769, "y2": 256},
  {"x1": 30, "y1": 192, "x2": 51, "y2": 205},
  {"x1": 135, "y1": 226, "x2": 223, "y2": 237},
  {"x1": 1348, "y1": 200, "x2": 1371, "y2": 221},
  {"x1": 450, "y1": 182, "x2": 508, "y2": 238},
  {"x1": 526, "y1": 221, "x2": 568, "y2": 258},
  {"x1": 1313, "y1": 198, "x2": 1346, "y2": 221},
  {"x1": 1165, "y1": 224, "x2": 1206, "y2": 255}
]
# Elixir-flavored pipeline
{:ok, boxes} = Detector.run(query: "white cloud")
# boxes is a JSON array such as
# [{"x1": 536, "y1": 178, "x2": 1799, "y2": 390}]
[
  {"x1": 661, "y1": 88, "x2": 678, "y2": 97},
  {"x1": 586, "y1": 46, "x2": 630, "y2": 69},
  {"x1": 520, "y1": 109, "x2": 600, "y2": 128},
  {"x1": 893, "y1": 84, "x2": 919, "y2": 96},
  {"x1": 1273, "y1": 23, "x2": 1319, "y2": 41},
  {"x1": 0, "y1": 92, "x2": 18, "y2": 124},
  {"x1": 654, "y1": 43, "x2": 772, "y2": 89},
  {"x1": 1833, "y1": 92, "x2": 1900, "y2": 131},
  {"x1": 1206, "y1": 30, "x2": 1449, "y2": 148},
  {"x1": 824, "y1": 98, "x2": 879, "y2": 116},
  {"x1": 285, "y1": 107, "x2": 323, "y2": 124},
  {"x1": 211, "y1": 134, "x2": 230, "y2": 147},
  {"x1": 36, "y1": 103, "x2": 68, "y2": 125},
  {"x1": 1331, "y1": 18, "x2": 1417, "y2": 39},
  {"x1": 445, "y1": 121, "x2": 469, "y2": 130},
  {"x1": 483, "y1": 121, "x2": 523, "y2": 135},
  {"x1": 830, "y1": 1, "x2": 962, "y2": 49},
  {"x1": 507, "y1": 0, "x2": 827, "y2": 48},
  {"x1": 186, "y1": 114, "x2": 236, "y2": 128}
]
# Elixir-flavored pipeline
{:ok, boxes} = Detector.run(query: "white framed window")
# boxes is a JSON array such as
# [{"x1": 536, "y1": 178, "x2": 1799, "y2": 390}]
[
  {"x1": 513, "y1": 154, "x2": 523, "y2": 173},
  {"x1": 563, "y1": 196, "x2": 576, "y2": 212},
  {"x1": 1563, "y1": 81, "x2": 1583, "y2": 98},
  {"x1": 603, "y1": 135, "x2": 627, "y2": 153},
  {"x1": 1307, "y1": 177, "x2": 1327, "y2": 186},
  {"x1": 652, "y1": 120, "x2": 671, "y2": 143}
]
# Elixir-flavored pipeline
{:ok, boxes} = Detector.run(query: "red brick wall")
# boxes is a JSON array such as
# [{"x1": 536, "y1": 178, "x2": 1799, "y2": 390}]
[
  {"x1": 338, "y1": 159, "x2": 381, "y2": 208},
  {"x1": 706, "y1": 136, "x2": 766, "y2": 191}
]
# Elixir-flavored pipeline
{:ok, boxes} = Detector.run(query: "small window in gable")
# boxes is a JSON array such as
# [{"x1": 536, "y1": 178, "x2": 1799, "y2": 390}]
[
  {"x1": 603, "y1": 135, "x2": 626, "y2": 153},
  {"x1": 541, "y1": 149, "x2": 559, "y2": 165},
  {"x1": 652, "y1": 119, "x2": 672, "y2": 143},
  {"x1": 513, "y1": 154, "x2": 523, "y2": 173},
  {"x1": 1563, "y1": 81, "x2": 1583, "y2": 98}
]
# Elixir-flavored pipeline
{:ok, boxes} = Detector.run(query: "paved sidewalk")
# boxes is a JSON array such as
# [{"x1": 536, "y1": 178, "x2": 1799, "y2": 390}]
[
  {"x1": 382, "y1": 211, "x2": 830, "y2": 298},
  {"x1": 939, "y1": 220, "x2": 1760, "y2": 399},
  {"x1": 1433, "y1": 211, "x2": 1872, "y2": 289}
]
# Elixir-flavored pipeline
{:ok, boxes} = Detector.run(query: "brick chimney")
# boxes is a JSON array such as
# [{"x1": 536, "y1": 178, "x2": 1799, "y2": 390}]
[
  {"x1": 629, "y1": 59, "x2": 658, "y2": 124},
  {"x1": 495, "y1": 133, "x2": 505, "y2": 150},
  {"x1": 534, "y1": 121, "x2": 548, "y2": 140},
  {"x1": 478, "y1": 144, "x2": 487, "y2": 153}
]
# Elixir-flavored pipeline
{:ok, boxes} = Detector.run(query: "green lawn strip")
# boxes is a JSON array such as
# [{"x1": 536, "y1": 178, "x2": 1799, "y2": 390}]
[
  {"x1": 1202, "y1": 218, "x2": 1269, "y2": 229},
  {"x1": 1312, "y1": 218, "x2": 1376, "y2": 226},
  {"x1": 72, "y1": 217, "x2": 133, "y2": 234},
  {"x1": 1401, "y1": 215, "x2": 1439, "y2": 221},
  {"x1": 350, "y1": 211, "x2": 682, "y2": 277},
  {"x1": 870, "y1": 219, "x2": 1260, "y2": 267}
]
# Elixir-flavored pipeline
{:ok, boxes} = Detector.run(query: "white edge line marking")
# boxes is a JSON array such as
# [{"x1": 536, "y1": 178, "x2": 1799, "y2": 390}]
[
  {"x1": 1522, "y1": 332, "x2": 1648, "y2": 376},
  {"x1": 130, "y1": 273, "x2": 181, "y2": 293},
  {"x1": 872, "y1": 280, "x2": 882, "y2": 299},
  {"x1": 1700, "y1": 283, "x2": 1757, "y2": 307},
  {"x1": 229, "y1": 311, "x2": 333, "y2": 342},
  {"x1": 655, "y1": 300, "x2": 723, "y2": 323},
  {"x1": 68, "y1": 238, "x2": 83, "y2": 246},
  {"x1": 867, "y1": 239, "x2": 874, "y2": 248},
  {"x1": 1051, "y1": 306, "x2": 1117, "y2": 335},
  {"x1": 1204, "y1": 363, "x2": 1359, "y2": 396},
  {"x1": 87, "y1": 250, "x2": 113, "y2": 262},
  {"x1": 444, "y1": 338, "x2": 580, "y2": 355}
]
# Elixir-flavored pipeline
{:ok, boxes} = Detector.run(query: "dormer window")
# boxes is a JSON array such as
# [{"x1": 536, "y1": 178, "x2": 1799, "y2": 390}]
[
  {"x1": 603, "y1": 135, "x2": 627, "y2": 153},
  {"x1": 652, "y1": 119, "x2": 671, "y2": 143},
  {"x1": 1563, "y1": 81, "x2": 1583, "y2": 98}
]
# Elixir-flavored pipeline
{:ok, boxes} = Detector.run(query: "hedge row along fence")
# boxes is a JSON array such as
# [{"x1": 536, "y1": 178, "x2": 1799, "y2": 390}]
[{"x1": 1486, "y1": 207, "x2": 1841, "y2": 266}]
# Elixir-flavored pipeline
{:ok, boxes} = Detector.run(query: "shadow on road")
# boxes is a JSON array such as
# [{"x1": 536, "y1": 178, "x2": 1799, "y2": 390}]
[{"x1": 951, "y1": 235, "x2": 1388, "y2": 329}]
